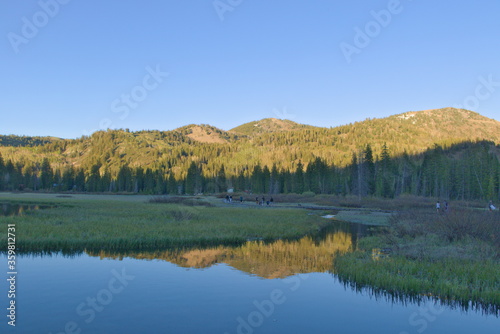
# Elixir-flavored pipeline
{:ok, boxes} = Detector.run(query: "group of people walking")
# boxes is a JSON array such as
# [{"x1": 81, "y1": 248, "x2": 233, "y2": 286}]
[
  {"x1": 256, "y1": 196, "x2": 273, "y2": 206},
  {"x1": 435, "y1": 200, "x2": 449, "y2": 214},
  {"x1": 224, "y1": 195, "x2": 244, "y2": 203},
  {"x1": 436, "y1": 199, "x2": 497, "y2": 213}
]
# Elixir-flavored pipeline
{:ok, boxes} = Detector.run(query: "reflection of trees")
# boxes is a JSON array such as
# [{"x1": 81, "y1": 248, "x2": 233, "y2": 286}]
[
  {"x1": 88, "y1": 230, "x2": 353, "y2": 279},
  {"x1": 1, "y1": 204, "x2": 42, "y2": 216},
  {"x1": 230, "y1": 232, "x2": 352, "y2": 278}
]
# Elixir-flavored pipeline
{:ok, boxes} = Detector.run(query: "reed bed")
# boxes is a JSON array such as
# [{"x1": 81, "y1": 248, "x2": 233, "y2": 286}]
[
  {"x1": 0, "y1": 195, "x2": 328, "y2": 253},
  {"x1": 334, "y1": 252, "x2": 500, "y2": 314},
  {"x1": 333, "y1": 207, "x2": 500, "y2": 314}
]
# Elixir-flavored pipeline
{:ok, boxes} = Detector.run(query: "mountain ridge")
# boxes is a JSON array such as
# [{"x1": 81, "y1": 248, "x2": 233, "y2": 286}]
[
  {"x1": 1, "y1": 107, "x2": 499, "y2": 199},
  {"x1": 1, "y1": 107, "x2": 499, "y2": 172},
  {"x1": 1, "y1": 108, "x2": 498, "y2": 144}
]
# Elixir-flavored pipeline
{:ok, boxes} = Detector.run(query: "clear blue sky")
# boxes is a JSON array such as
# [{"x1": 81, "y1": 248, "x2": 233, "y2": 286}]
[{"x1": 1, "y1": 0, "x2": 499, "y2": 138}]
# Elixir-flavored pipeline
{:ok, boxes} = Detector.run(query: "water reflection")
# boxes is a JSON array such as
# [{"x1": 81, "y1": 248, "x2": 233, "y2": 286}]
[
  {"x1": 87, "y1": 222, "x2": 367, "y2": 279},
  {"x1": 337, "y1": 275, "x2": 500, "y2": 316},
  {"x1": 0, "y1": 203, "x2": 54, "y2": 216},
  {"x1": 85, "y1": 221, "x2": 499, "y2": 316}
]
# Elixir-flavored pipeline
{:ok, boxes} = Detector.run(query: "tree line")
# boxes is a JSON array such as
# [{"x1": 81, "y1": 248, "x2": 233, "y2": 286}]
[{"x1": 1, "y1": 140, "x2": 498, "y2": 201}]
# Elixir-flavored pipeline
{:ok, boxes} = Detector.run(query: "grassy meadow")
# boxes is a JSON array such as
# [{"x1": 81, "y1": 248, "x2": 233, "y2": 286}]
[{"x1": 0, "y1": 193, "x2": 331, "y2": 253}]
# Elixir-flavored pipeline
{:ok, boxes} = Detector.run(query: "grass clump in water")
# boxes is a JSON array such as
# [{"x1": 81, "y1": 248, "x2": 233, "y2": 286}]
[{"x1": 334, "y1": 207, "x2": 500, "y2": 313}]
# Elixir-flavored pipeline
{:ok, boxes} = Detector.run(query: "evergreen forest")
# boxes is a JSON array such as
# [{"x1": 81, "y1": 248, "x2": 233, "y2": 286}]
[{"x1": 1, "y1": 108, "x2": 499, "y2": 201}]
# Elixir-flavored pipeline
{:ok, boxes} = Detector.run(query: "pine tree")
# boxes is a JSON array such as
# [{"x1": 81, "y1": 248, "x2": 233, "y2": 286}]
[
  {"x1": 167, "y1": 173, "x2": 177, "y2": 194},
  {"x1": 376, "y1": 143, "x2": 394, "y2": 197},
  {"x1": 40, "y1": 158, "x2": 54, "y2": 190},
  {"x1": 0, "y1": 153, "x2": 4, "y2": 190},
  {"x1": 155, "y1": 170, "x2": 166, "y2": 194},
  {"x1": 144, "y1": 168, "x2": 155, "y2": 194},
  {"x1": 61, "y1": 167, "x2": 75, "y2": 191},
  {"x1": 117, "y1": 165, "x2": 133, "y2": 192},
  {"x1": 262, "y1": 165, "x2": 271, "y2": 194},
  {"x1": 75, "y1": 169, "x2": 85, "y2": 191},
  {"x1": 236, "y1": 169, "x2": 246, "y2": 192},
  {"x1": 270, "y1": 164, "x2": 280, "y2": 194},
  {"x1": 251, "y1": 165, "x2": 264, "y2": 194},
  {"x1": 135, "y1": 167, "x2": 145, "y2": 193},
  {"x1": 363, "y1": 144, "x2": 375, "y2": 196},
  {"x1": 349, "y1": 153, "x2": 358, "y2": 196},
  {"x1": 293, "y1": 161, "x2": 305, "y2": 194},
  {"x1": 100, "y1": 169, "x2": 112, "y2": 192},
  {"x1": 185, "y1": 162, "x2": 202, "y2": 195},
  {"x1": 86, "y1": 164, "x2": 101, "y2": 192},
  {"x1": 215, "y1": 165, "x2": 227, "y2": 193}
]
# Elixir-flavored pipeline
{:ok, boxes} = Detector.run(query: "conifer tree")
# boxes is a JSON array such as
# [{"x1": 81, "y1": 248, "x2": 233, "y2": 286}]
[
  {"x1": 185, "y1": 162, "x2": 203, "y2": 195},
  {"x1": 251, "y1": 165, "x2": 264, "y2": 194},
  {"x1": 363, "y1": 144, "x2": 375, "y2": 196},
  {"x1": 167, "y1": 173, "x2": 177, "y2": 194},
  {"x1": 293, "y1": 161, "x2": 305, "y2": 194},
  {"x1": 40, "y1": 158, "x2": 54, "y2": 190},
  {"x1": 215, "y1": 165, "x2": 227, "y2": 193},
  {"x1": 0, "y1": 153, "x2": 4, "y2": 190},
  {"x1": 86, "y1": 164, "x2": 101, "y2": 192},
  {"x1": 262, "y1": 165, "x2": 271, "y2": 194},
  {"x1": 75, "y1": 169, "x2": 85, "y2": 191}
]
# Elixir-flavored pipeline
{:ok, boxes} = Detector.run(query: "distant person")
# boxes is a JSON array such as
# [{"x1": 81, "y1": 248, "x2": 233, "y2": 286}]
[
  {"x1": 256, "y1": 197, "x2": 259, "y2": 205},
  {"x1": 444, "y1": 200, "x2": 449, "y2": 213},
  {"x1": 266, "y1": 200, "x2": 270, "y2": 206},
  {"x1": 489, "y1": 200, "x2": 496, "y2": 211},
  {"x1": 225, "y1": 195, "x2": 229, "y2": 203},
  {"x1": 270, "y1": 197, "x2": 274, "y2": 205},
  {"x1": 229, "y1": 195, "x2": 232, "y2": 203},
  {"x1": 240, "y1": 196, "x2": 243, "y2": 203},
  {"x1": 436, "y1": 201, "x2": 441, "y2": 214}
]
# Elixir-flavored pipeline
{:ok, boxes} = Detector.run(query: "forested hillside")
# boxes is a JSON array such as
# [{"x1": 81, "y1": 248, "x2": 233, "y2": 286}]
[
  {"x1": 0, "y1": 135, "x2": 60, "y2": 147},
  {"x1": 0, "y1": 108, "x2": 499, "y2": 200},
  {"x1": 230, "y1": 118, "x2": 317, "y2": 136}
]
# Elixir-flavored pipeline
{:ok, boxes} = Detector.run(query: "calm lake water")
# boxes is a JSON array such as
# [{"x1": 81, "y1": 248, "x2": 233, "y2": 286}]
[
  {"x1": 1, "y1": 203, "x2": 55, "y2": 216},
  {"x1": 1, "y1": 222, "x2": 499, "y2": 334}
]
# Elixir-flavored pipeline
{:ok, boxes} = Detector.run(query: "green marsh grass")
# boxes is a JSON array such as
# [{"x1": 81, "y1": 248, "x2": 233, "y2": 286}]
[
  {"x1": 334, "y1": 207, "x2": 500, "y2": 313},
  {"x1": 334, "y1": 252, "x2": 500, "y2": 313},
  {"x1": 0, "y1": 194, "x2": 329, "y2": 253}
]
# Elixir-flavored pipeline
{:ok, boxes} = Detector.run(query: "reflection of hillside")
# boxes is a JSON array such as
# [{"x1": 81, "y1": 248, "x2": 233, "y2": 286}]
[
  {"x1": 228, "y1": 232, "x2": 352, "y2": 278},
  {"x1": 88, "y1": 228, "x2": 354, "y2": 279}
]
